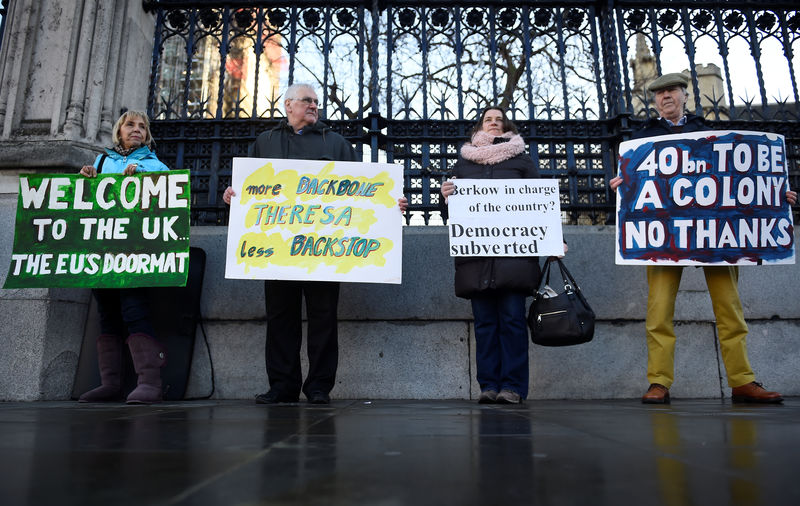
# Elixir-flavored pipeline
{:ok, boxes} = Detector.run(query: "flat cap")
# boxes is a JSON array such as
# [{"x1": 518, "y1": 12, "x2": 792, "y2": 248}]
[{"x1": 647, "y1": 73, "x2": 689, "y2": 92}]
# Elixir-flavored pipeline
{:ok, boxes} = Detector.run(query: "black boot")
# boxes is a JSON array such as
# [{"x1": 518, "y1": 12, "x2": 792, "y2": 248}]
[
  {"x1": 79, "y1": 334, "x2": 123, "y2": 402},
  {"x1": 125, "y1": 333, "x2": 166, "y2": 404}
]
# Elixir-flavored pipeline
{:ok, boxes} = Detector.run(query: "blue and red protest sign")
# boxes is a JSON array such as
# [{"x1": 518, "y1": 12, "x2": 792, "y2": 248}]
[{"x1": 615, "y1": 130, "x2": 795, "y2": 265}]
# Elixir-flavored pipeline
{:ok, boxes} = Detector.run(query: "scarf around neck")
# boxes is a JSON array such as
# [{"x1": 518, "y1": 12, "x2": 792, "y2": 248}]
[
  {"x1": 113, "y1": 144, "x2": 140, "y2": 156},
  {"x1": 460, "y1": 130, "x2": 525, "y2": 164}
]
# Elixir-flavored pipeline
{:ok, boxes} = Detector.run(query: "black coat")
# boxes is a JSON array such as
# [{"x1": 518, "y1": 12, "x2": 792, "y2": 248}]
[
  {"x1": 446, "y1": 152, "x2": 542, "y2": 299},
  {"x1": 632, "y1": 114, "x2": 709, "y2": 139},
  {"x1": 248, "y1": 119, "x2": 358, "y2": 162}
]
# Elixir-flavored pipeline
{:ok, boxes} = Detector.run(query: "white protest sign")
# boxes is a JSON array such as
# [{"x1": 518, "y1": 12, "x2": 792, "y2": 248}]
[
  {"x1": 225, "y1": 158, "x2": 404, "y2": 283},
  {"x1": 447, "y1": 179, "x2": 563, "y2": 257}
]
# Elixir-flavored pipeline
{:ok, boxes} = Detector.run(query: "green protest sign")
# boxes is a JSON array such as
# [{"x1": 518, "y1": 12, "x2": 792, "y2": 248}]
[{"x1": 3, "y1": 171, "x2": 190, "y2": 289}]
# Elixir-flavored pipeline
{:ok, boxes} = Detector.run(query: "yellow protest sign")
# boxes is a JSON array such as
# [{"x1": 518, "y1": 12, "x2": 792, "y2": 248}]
[{"x1": 225, "y1": 158, "x2": 404, "y2": 283}]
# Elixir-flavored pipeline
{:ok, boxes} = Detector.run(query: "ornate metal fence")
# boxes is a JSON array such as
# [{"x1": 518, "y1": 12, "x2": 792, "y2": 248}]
[{"x1": 143, "y1": 0, "x2": 800, "y2": 225}]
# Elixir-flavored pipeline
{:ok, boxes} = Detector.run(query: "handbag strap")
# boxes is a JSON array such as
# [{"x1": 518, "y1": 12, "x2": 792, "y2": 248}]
[
  {"x1": 553, "y1": 258, "x2": 579, "y2": 293},
  {"x1": 537, "y1": 257, "x2": 581, "y2": 295},
  {"x1": 537, "y1": 258, "x2": 594, "y2": 315},
  {"x1": 537, "y1": 257, "x2": 555, "y2": 292},
  {"x1": 536, "y1": 257, "x2": 573, "y2": 293},
  {"x1": 554, "y1": 258, "x2": 594, "y2": 314}
]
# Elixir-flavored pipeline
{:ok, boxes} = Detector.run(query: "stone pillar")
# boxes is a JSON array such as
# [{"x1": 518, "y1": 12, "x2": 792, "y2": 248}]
[
  {"x1": 0, "y1": 0, "x2": 156, "y2": 169},
  {"x1": 630, "y1": 33, "x2": 657, "y2": 97},
  {"x1": 694, "y1": 63, "x2": 728, "y2": 120},
  {"x1": 0, "y1": 0, "x2": 157, "y2": 400}
]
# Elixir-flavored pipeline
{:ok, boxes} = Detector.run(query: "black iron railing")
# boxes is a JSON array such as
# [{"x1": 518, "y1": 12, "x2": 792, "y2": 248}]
[{"x1": 143, "y1": 1, "x2": 800, "y2": 225}]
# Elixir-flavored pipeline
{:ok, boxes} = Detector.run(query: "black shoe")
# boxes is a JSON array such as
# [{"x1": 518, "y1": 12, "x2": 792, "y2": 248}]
[
  {"x1": 255, "y1": 391, "x2": 298, "y2": 404},
  {"x1": 308, "y1": 391, "x2": 331, "y2": 404}
]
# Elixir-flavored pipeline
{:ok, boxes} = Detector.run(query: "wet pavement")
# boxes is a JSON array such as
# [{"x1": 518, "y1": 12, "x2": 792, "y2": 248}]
[{"x1": 1, "y1": 399, "x2": 799, "y2": 506}]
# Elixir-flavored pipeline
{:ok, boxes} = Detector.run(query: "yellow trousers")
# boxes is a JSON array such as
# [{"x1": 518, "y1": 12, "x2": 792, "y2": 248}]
[{"x1": 645, "y1": 265, "x2": 755, "y2": 389}]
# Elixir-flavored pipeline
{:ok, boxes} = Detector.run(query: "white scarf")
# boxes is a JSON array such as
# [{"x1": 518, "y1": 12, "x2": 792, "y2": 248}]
[{"x1": 460, "y1": 130, "x2": 525, "y2": 164}]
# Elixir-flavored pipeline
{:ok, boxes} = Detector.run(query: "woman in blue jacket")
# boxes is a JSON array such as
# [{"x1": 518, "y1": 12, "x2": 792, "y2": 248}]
[{"x1": 78, "y1": 110, "x2": 169, "y2": 404}]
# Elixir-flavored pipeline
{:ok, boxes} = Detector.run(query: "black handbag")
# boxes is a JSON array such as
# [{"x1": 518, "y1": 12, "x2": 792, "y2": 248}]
[{"x1": 527, "y1": 257, "x2": 595, "y2": 346}]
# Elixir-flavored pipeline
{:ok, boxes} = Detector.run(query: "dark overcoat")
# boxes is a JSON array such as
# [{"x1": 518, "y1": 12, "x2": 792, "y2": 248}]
[{"x1": 445, "y1": 151, "x2": 542, "y2": 299}]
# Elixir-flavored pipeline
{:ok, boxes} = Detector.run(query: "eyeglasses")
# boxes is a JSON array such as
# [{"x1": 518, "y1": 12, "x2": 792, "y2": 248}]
[{"x1": 292, "y1": 97, "x2": 319, "y2": 106}]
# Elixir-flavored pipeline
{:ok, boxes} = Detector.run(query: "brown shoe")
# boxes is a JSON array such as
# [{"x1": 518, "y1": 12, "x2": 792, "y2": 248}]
[
  {"x1": 642, "y1": 383, "x2": 670, "y2": 404},
  {"x1": 731, "y1": 382, "x2": 783, "y2": 404}
]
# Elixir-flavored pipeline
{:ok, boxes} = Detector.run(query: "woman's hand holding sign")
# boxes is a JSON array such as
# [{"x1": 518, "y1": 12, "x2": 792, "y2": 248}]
[
  {"x1": 123, "y1": 163, "x2": 139, "y2": 176},
  {"x1": 441, "y1": 179, "x2": 456, "y2": 203},
  {"x1": 79, "y1": 165, "x2": 97, "y2": 178},
  {"x1": 79, "y1": 163, "x2": 137, "y2": 177}
]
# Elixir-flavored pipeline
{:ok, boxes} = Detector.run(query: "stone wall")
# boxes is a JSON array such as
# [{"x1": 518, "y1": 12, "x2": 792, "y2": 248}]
[
  {"x1": 181, "y1": 226, "x2": 800, "y2": 401},
  {"x1": 0, "y1": 0, "x2": 156, "y2": 170}
]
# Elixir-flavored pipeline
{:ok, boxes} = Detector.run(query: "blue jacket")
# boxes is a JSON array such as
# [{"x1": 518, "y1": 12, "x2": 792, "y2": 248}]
[{"x1": 92, "y1": 146, "x2": 169, "y2": 174}]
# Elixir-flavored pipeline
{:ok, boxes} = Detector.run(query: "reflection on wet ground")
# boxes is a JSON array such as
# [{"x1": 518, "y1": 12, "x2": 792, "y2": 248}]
[{"x1": 1, "y1": 399, "x2": 799, "y2": 505}]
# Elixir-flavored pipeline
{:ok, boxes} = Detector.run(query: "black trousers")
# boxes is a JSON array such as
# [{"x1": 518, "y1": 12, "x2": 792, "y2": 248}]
[
  {"x1": 92, "y1": 288, "x2": 156, "y2": 338},
  {"x1": 264, "y1": 280, "x2": 340, "y2": 398}
]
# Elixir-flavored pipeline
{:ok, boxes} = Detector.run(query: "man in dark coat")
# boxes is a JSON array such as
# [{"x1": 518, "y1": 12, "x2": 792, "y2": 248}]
[
  {"x1": 611, "y1": 73, "x2": 796, "y2": 404},
  {"x1": 224, "y1": 83, "x2": 406, "y2": 404}
]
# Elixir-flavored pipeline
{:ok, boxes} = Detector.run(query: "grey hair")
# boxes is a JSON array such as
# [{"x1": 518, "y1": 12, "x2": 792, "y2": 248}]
[{"x1": 284, "y1": 83, "x2": 317, "y2": 102}]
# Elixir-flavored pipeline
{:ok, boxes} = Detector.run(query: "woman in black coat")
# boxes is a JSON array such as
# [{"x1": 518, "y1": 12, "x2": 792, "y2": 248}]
[{"x1": 441, "y1": 107, "x2": 565, "y2": 404}]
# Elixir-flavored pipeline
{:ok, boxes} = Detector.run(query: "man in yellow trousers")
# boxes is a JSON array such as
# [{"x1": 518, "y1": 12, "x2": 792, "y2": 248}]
[{"x1": 610, "y1": 72, "x2": 796, "y2": 404}]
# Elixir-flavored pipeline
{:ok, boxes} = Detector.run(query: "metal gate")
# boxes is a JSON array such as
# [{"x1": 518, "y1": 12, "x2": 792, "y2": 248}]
[{"x1": 143, "y1": 1, "x2": 800, "y2": 225}]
